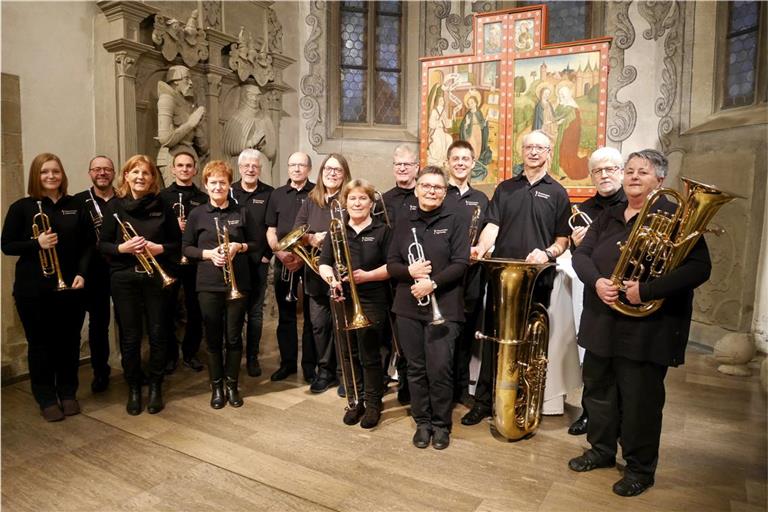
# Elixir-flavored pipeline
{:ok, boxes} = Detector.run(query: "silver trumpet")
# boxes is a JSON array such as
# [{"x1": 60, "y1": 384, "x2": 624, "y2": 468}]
[
  {"x1": 407, "y1": 227, "x2": 445, "y2": 325},
  {"x1": 85, "y1": 189, "x2": 104, "y2": 240}
]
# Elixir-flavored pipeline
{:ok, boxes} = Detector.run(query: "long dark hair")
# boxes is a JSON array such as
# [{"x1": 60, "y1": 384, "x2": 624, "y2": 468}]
[{"x1": 308, "y1": 153, "x2": 351, "y2": 207}]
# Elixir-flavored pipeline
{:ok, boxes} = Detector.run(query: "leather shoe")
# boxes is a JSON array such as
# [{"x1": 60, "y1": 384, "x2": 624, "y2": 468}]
[
  {"x1": 432, "y1": 428, "x2": 450, "y2": 450},
  {"x1": 360, "y1": 402, "x2": 382, "y2": 429},
  {"x1": 210, "y1": 379, "x2": 226, "y2": 409},
  {"x1": 247, "y1": 358, "x2": 262, "y2": 378},
  {"x1": 309, "y1": 376, "x2": 336, "y2": 394},
  {"x1": 147, "y1": 383, "x2": 164, "y2": 414},
  {"x1": 126, "y1": 386, "x2": 142, "y2": 416},
  {"x1": 271, "y1": 365, "x2": 297, "y2": 381},
  {"x1": 61, "y1": 399, "x2": 81, "y2": 416},
  {"x1": 412, "y1": 425, "x2": 432, "y2": 449},
  {"x1": 225, "y1": 378, "x2": 243, "y2": 407},
  {"x1": 568, "y1": 452, "x2": 615, "y2": 472},
  {"x1": 612, "y1": 476, "x2": 653, "y2": 497},
  {"x1": 41, "y1": 404, "x2": 64, "y2": 422},
  {"x1": 303, "y1": 369, "x2": 316, "y2": 384},
  {"x1": 461, "y1": 405, "x2": 491, "y2": 426},
  {"x1": 91, "y1": 374, "x2": 110, "y2": 393},
  {"x1": 164, "y1": 358, "x2": 178, "y2": 375},
  {"x1": 342, "y1": 402, "x2": 366, "y2": 425},
  {"x1": 568, "y1": 413, "x2": 588, "y2": 436},
  {"x1": 183, "y1": 356, "x2": 204, "y2": 372}
]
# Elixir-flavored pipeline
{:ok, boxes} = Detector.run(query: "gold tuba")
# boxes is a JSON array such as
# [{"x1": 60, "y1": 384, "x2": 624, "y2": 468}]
[
  {"x1": 32, "y1": 201, "x2": 70, "y2": 291},
  {"x1": 214, "y1": 217, "x2": 245, "y2": 301},
  {"x1": 113, "y1": 213, "x2": 177, "y2": 288},
  {"x1": 610, "y1": 176, "x2": 739, "y2": 317},
  {"x1": 475, "y1": 258, "x2": 554, "y2": 440}
]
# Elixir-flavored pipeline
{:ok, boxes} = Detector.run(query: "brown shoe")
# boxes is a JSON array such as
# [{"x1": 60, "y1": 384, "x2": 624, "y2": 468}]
[
  {"x1": 41, "y1": 404, "x2": 64, "y2": 422},
  {"x1": 61, "y1": 399, "x2": 81, "y2": 416}
]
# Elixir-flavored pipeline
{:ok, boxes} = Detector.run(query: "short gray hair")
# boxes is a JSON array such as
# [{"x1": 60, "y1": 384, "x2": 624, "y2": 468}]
[
  {"x1": 523, "y1": 130, "x2": 553, "y2": 147},
  {"x1": 393, "y1": 143, "x2": 417, "y2": 160},
  {"x1": 588, "y1": 147, "x2": 623, "y2": 170},
  {"x1": 238, "y1": 149, "x2": 263, "y2": 166},
  {"x1": 627, "y1": 149, "x2": 668, "y2": 178}
]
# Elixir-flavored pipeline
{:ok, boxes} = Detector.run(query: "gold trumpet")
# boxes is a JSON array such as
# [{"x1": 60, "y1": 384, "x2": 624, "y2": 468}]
[
  {"x1": 568, "y1": 204, "x2": 593, "y2": 230},
  {"x1": 214, "y1": 217, "x2": 245, "y2": 301},
  {"x1": 113, "y1": 213, "x2": 176, "y2": 288},
  {"x1": 468, "y1": 204, "x2": 482, "y2": 245},
  {"x1": 32, "y1": 201, "x2": 69, "y2": 291},
  {"x1": 408, "y1": 227, "x2": 445, "y2": 325},
  {"x1": 172, "y1": 193, "x2": 189, "y2": 265}
]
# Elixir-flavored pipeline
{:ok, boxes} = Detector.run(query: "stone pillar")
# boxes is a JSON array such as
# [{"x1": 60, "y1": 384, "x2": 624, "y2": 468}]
[{"x1": 753, "y1": 179, "x2": 768, "y2": 354}]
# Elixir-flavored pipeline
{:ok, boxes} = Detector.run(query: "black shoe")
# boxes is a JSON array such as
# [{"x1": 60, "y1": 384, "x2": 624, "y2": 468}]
[
  {"x1": 568, "y1": 451, "x2": 615, "y2": 472},
  {"x1": 247, "y1": 358, "x2": 262, "y2": 378},
  {"x1": 225, "y1": 378, "x2": 243, "y2": 407},
  {"x1": 164, "y1": 358, "x2": 178, "y2": 375},
  {"x1": 183, "y1": 356, "x2": 204, "y2": 372},
  {"x1": 147, "y1": 383, "x2": 164, "y2": 414},
  {"x1": 397, "y1": 386, "x2": 410, "y2": 405},
  {"x1": 461, "y1": 405, "x2": 491, "y2": 426},
  {"x1": 412, "y1": 425, "x2": 432, "y2": 449},
  {"x1": 61, "y1": 399, "x2": 81, "y2": 416},
  {"x1": 432, "y1": 428, "x2": 450, "y2": 450},
  {"x1": 271, "y1": 365, "x2": 297, "y2": 381},
  {"x1": 210, "y1": 379, "x2": 226, "y2": 409},
  {"x1": 337, "y1": 383, "x2": 346, "y2": 398},
  {"x1": 612, "y1": 477, "x2": 653, "y2": 497},
  {"x1": 309, "y1": 376, "x2": 335, "y2": 394},
  {"x1": 342, "y1": 402, "x2": 366, "y2": 425},
  {"x1": 126, "y1": 386, "x2": 142, "y2": 416},
  {"x1": 303, "y1": 369, "x2": 316, "y2": 384},
  {"x1": 454, "y1": 390, "x2": 473, "y2": 408},
  {"x1": 360, "y1": 402, "x2": 382, "y2": 429},
  {"x1": 41, "y1": 404, "x2": 65, "y2": 422},
  {"x1": 568, "y1": 413, "x2": 588, "y2": 436},
  {"x1": 91, "y1": 374, "x2": 110, "y2": 393}
]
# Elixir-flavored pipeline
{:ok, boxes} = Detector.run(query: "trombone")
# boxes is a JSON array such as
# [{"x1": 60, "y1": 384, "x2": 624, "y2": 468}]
[
  {"x1": 85, "y1": 189, "x2": 103, "y2": 240},
  {"x1": 32, "y1": 201, "x2": 69, "y2": 291},
  {"x1": 407, "y1": 227, "x2": 445, "y2": 325},
  {"x1": 214, "y1": 217, "x2": 245, "y2": 301},
  {"x1": 172, "y1": 193, "x2": 189, "y2": 265},
  {"x1": 113, "y1": 213, "x2": 177, "y2": 288}
]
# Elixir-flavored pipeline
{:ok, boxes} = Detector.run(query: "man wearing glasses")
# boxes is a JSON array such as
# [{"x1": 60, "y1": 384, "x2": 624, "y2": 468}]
[
  {"x1": 232, "y1": 149, "x2": 274, "y2": 378},
  {"x1": 566, "y1": 146, "x2": 626, "y2": 435},
  {"x1": 461, "y1": 129, "x2": 571, "y2": 426},
  {"x1": 75, "y1": 156, "x2": 117, "y2": 392}
]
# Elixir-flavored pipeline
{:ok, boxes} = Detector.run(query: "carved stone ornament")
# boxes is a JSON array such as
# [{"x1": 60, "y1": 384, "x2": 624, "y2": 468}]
[
  {"x1": 607, "y1": 0, "x2": 638, "y2": 143},
  {"x1": 229, "y1": 25, "x2": 276, "y2": 86},
  {"x1": 152, "y1": 11, "x2": 210, "y2": 67},
  {"x1": 268, "y1": 7, "x2": 284, "y2": 55},
  {"x1": 446, "y1": 2, "x2": 473, "y2": 52},
  {"x1": 203, "y1": 0, "x2": 222, "y2": 31},
  {"x1": 299, "y1": 1, "x2": 326, "y2": 150},
  {"x1": 425, "y1": 1, "x2": 450, "y2": 57},
  {"x1": 651, "y1": 0, "x2": 684, "y2": 152}
]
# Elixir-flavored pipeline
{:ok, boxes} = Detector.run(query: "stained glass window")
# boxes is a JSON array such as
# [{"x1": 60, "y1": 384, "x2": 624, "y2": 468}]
[
  {"x1": 339, "y1": 1, "x2": 403, "y2": 126},
  {"x1": 723, "y1": 1, "x2": 761, "y2": 109}
]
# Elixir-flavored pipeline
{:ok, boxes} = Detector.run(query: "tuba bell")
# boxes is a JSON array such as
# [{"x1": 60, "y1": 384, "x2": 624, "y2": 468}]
[
  {"x1": 475, "y1": 258, "x2": 554, "y2": 440},
  {"x1": 610, "y1": 176, "x2": 739, "y2": 317},
  {"x1": 276, "y1": 224, "x2": 321, "y2": 276}
]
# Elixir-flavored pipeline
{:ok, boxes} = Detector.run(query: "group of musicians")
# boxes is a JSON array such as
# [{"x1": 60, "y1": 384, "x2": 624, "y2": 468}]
[{"x1": 1, "y1": 131, "x2": 711, "y2": 498}]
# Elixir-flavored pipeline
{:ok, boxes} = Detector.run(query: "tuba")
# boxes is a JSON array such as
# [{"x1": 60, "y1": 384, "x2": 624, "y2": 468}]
[
  {"x1": 113, "y1": 213, "x2": 177, "y2": 288},
  {"x1": 610, "y1": 176, "x2": 739, "y2": 317},
  {"x1": 475, "y1": 258, "x2": 554, "y2": 440},
  {"x1": 32, "y1": 201, "x2": 70, "y2": 291},
  {"x1": 214, "y1": 217, "x2": 245, "y2": 301}
]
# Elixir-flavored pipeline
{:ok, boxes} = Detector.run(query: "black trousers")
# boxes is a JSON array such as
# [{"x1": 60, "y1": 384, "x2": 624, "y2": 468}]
[
  {"x1": 84, "y1": 261, "x2": 111, "y2": 378},
  {"x1": 15, "y1": 291, "x2": 85, "y2": 408},
  {"x1": 245, "y1": 261, "x2": 269, "y2": 361},
  {"x1": 397, "y1": 316, "x2": 459, "y2": 430},
  {"x1": 111, "y1": 271, "x2": 170, "y2": 386},
  {"x1": 583, "y1": 350, "x2": 668, "y2": 483},
  {"x1": 165, "y1": 264, "x2": 203, "y2": 361},
  {"x1": 308, "y1": 294, "x2": 337, "y2": 380},
  {"x1": 198, "y1": 291, "x2": 247, "y2": 381},
  {"x1": 274, "y1": 261, "x2": 316, "y2": 374}
]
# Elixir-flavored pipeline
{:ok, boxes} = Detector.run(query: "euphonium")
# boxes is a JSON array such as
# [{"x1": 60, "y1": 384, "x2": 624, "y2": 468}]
[
  {"x1": 113, "y1": 213, "x2": 176, "y2": 288},
  {"x1": 407, "y1": 227, "x2": 445, "y2": 325},
  {"x1": 475, "y1": 258, "x2": 554, "y2": 440},
  {"x1": 214, "y1": 217, "x2": 245, "y2": 301},
  {"x1": 32, "y1": 201, "x2": 69, "y2": 291},
  {"x1": 568, "y1": 204, "x2": 592, "y2": 229},
  {"x1": 172, "y1": 193, "x2": 189, "y2": 265},
  {"x1": 610, "y1": 176, "x2": 739, "y2": 317},
  {"x1": 276, "y1": 224, "x2": 321, "y2": 276}
]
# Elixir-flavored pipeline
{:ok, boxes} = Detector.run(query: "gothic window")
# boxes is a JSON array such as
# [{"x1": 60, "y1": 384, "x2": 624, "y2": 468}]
[
  {"x1": 721, "y1": 1, "x2": 764, "y2": 109},
  {"x1": 337, "y1": 1, "x2": 404, "y2": 126}
]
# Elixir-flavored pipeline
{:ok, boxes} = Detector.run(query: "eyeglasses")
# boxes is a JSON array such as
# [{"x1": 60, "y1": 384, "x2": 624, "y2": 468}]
[
  {"x1": 590, "y1": 166, "x2": 622, "y2": 176},
  {"x1": 323, "y1": 166, "x2": 344, "y2": 175},
  {"x1": 523, "y1": 145, "x2": 550, "y2": 154},
  {"x1": 240, "y1": 163, "x2": 261, "y2": 170},
  {"x1": 418, "y1": 183, "x2": 446, "y2": 194},
  {"x1": 393, "y1": 162, "x2": 417, "y2": 168},
  {"x1": 89, "y1": 167, "x2": 114, "y2": 174}
]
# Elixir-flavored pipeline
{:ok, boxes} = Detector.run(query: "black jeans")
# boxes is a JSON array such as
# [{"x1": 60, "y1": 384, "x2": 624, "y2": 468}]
[
  {"x1": 15, "y1": 291, "x2": 85, "y2": 408},
  {"x1": 274, "y1": 261, "x2": 316, "y2": 373},
  {"x1": 583, "y1": 351, "x2": 668, "y2": 483},
  {"x1": 165, "y1": 264, "x2": 203, "y2": 361},
  {"x1": 84, "y1": 261, "x2": 111, "y2": 378},
  {"x1": 308, "y1": 293, "x2": 337, "y2": 380},
  {"x1": 397, "y1": 316, "x2": 459, "y2": 430},
  {"x1": 111, "y1": 271, "x2": 170, "y2": 386},
  {"x1": 245, "y1": 261, "x2": 269, "y2": 361},
  {"x1": 198, "y1": 291, "x2": 247, "y2": 381}
]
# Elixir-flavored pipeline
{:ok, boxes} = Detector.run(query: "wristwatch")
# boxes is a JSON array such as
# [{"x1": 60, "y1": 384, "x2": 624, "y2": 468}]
[
  {"x1": 431, "y1": 280, "x2": 438, "y2": 290},
  {"x1": 544, "y1": 249, "x2": 556, "y2": 262}
]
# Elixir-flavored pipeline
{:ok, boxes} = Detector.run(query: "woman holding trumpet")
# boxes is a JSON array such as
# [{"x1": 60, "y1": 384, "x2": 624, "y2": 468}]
[
  {"x1": 99, "y1": 154, "x2": 181, "y2": 416},
  {"x1": 386, "y1": 166, "x2": 469, "y2": 450},
  {"x1": 317, "y1": 179, "x2": 392, "y2": 428},
  {"x1": 182, "y1": 161, "x2": 259, "y2": 409},
  {"x1": 1, "y1": 153, "x2": 90, "y2": 421}
]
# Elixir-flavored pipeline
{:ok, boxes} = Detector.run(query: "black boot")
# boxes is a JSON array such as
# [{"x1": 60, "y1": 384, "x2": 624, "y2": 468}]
[
  {"x1": 360, "y1": 400, "x2": 382, "y2": 429},
  {"x1": 126, "y1": 385, "x2": 142, "y2": 415},
  {"x1": 147, "y1": 382, "x2": 164, "y2": 414},
  {"x1": 210, "y1": 379, "x2": 226, "y2": 409},
  {"x1": 225, "y1": 378, "x2": 243, "y2": 407}
]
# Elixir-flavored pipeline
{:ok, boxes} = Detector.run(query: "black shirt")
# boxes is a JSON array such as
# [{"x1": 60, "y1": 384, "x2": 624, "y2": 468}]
[
  {"x1": 318, "y1": 218, "x2": 392, "y2": 304},
  {"x1": 571, "y1": 188, "x2": 627, "y2": 229},
  {"x1": 159, "y1": 182, "x2": 208, "y2": 218},
  {"x1": 265, "y1": 180, "x2": 315, "y2": 240},
  {"x1": 381, "y1": 186, "x2": 418, "y2": 229},
  {"x1": 486, "y1": 172, "x2": 571, "y2": 258},
  {"x1": 99, "y1": 194, "x2": 182, "y2": 275},
  {"x1": 294, "y1": 195, "x2": 336, "y2": 297},
  {"x1": 573, "y1": 201, "x2": 712, "y2": 367},
  {"x1": 2, "y1": 195, "x2": 91, "y2": 298},
  {"x1": 182, "y1": 201, "x2": 260, "y2": 293},
  {"x1": 387, "y1": 205, "x2": 469, "y2": 322},
  {"x1": 231, "y1": 180, "x2": 274, "y2": 264}
]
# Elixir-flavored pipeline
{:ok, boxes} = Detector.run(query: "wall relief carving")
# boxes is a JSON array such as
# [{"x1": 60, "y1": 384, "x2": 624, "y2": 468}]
[
  {"x1": 425, "y1": 1, "x2": 450, "y2": 57},
  {"x1": 445, "y1": 3, "x2": 473, "y2": 53},
  {"x1": 606, "y1": 0, "x2": 637, "y2": 143},
  {"x1": 152, "y1": 11, "x2": 210, "y2": 67},
  {"x1": 300, "y1": 0, "x2": 326, "y2": 150},
  {"x1": 637, "y1": 0, "x2": 674, "y2": 41},
  {"x1": 202, "y1": 0, "x2": 221, "y2": 31},
  {"x1": 229, "y1": 26, "x2": 275, "y2": 86},
  {"x1": 268, "y1": 7, "x2": 284, "y2": 55}
]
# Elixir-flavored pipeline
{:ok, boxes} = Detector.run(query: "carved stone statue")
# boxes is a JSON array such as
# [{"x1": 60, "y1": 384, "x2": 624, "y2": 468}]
[
  {"x1": 156, "y1": 65, "x2": 208, "y2": 185},
  {"x1": 152, "y1": 11, "x2": 209, "y2": 68},
  {"x1": 223, "y1": 84, "x2": 276, "y2": 178},
  {"x1": 229, "y1": 24, "x2": 275, "y2": 86}
]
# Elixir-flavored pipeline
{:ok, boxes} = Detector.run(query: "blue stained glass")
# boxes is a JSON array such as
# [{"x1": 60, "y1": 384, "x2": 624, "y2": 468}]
[
  {"x1": 341, "y1": 11, "x2": 367, "y2": 67},
  {"x1": 374, "y1": 71, "x2": 400, "y2": 124},
  {"x1": 376, "y1": 14, "x2": 400, "y2": 69},
  {"x1": 724, "y1": 31, "x2": 758, "y2": 107},
  {"x1": 341, "y1": 69, "x2": 367, "y2": 123},
  {"x1": 729, "y1": 1, "x2": 759, "y2": 32},
  {"x1": 377, "y1": 1, "x2": 401, "y2": 14}
]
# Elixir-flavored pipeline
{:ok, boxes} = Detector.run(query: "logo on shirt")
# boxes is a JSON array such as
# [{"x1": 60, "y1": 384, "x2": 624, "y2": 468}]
[
  {"x1": 534, "y1": 191, "x2": 550, "y2": 200},
  {"x1": 190, "y1": 200, "x2": 202, "y2": 207},
  {"x1": 433, "y1": 228, "x2": 448, "y2": 235},
  {"x1": 408, "y1": 204, "x2": 417, "y2": 211},
  {"x1": 465, "y1": 200, "x2": 479, "y2": 207},
  {"x1": 62, "y1": 209, "x2": 78, "y2": 215},
  {"x1": 227, "y1": 219, "x2": 240, "y2": 226},
  {"x1": 251, "y1": 199, "x2": 265, "y2": 205},
  {"x1": 361, "y1": 236, "x2": 375, "y2": 242},
  {"x1": 149, "y1": 212, "x2": 162, "y2": 217}
]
